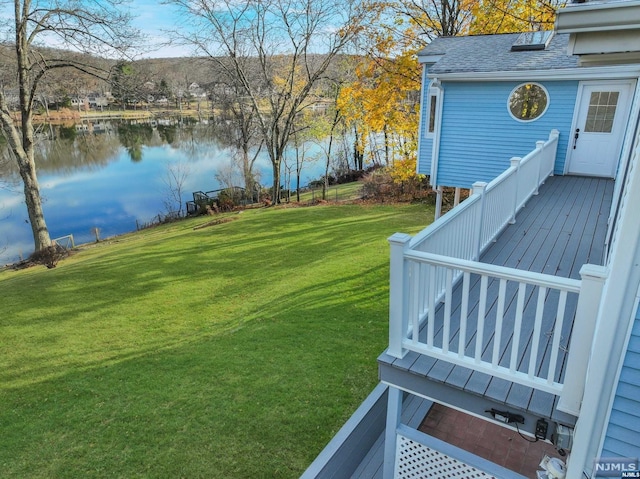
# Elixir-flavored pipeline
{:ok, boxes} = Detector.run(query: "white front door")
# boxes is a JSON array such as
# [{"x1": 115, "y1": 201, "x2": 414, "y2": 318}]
[{"x1": 567, "y1": 80, "x2": 635, "y2": 178}]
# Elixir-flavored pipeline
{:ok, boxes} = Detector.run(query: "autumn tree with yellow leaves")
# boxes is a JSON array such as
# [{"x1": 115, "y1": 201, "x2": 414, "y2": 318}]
[
  {"x1": 337, "y1": 49, "x2": 421, "y2": 169},
  {"x1": 337, "y1": 0, "x2": 564, "y2": 193},
  {"x1": 392, "y1": 0, "x2": 563, "y2": 38},
  {"x1": 469, "y1": 0, "x2": 563, "y2": 33},
  {"x1": 337, "y1": 16, "x2": 423, "y2": 170}
]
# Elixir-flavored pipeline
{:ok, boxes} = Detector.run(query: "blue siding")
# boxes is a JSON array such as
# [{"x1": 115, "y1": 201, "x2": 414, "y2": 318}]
[
  {"x1": 427, "y1": 81, "x2": 578, "y2": 188},
  {"x1": 417, "y1": 78, "x2": 433, "y2": 175},
  {"x1": 602, "y1": 304, "x2": 640, "y2": 458}
]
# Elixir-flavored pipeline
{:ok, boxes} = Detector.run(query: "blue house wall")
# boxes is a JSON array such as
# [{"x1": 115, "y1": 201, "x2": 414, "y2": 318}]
[
  {"x1": 601, "y1": 301, "x2": 640, "y2": 459},
  {"x1": 418, "y1": 80, "x2": 579, "y2": 189}
]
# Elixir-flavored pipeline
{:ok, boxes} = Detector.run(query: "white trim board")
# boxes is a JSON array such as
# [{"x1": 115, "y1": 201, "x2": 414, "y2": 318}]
[
  {"x1": 596, "y1": 291, "x2": 640, "y2": 467},
  {"x1": 427, "y1": 65, "x2": 640, "y2": 82}
]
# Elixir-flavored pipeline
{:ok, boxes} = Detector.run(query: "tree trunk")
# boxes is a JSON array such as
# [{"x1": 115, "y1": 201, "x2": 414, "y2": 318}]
[
  {"x1": 16, "y1": 17, "x2": 51, "y2": 253},
  {"x1": 353, "y1": 126, "x2": 364, "y2": 170},
  {"x1": 384, "y1": 124, "x2": 390, "y2": 166},
  {"x1": 16, "y1": 153, "x2": 51, "y2": 251},
  {"x1": 241, "y1": 146, "x2": 254, "y2": 195},
  {"x1": 296, "y1": 165, "x2": 301, "y2": 202},
  {"x1": 295, "y1": 145, "x2": 301, "y2": 203},
  {"x1": 271, "y1": 161, "x2": 281, "y2": 204}
]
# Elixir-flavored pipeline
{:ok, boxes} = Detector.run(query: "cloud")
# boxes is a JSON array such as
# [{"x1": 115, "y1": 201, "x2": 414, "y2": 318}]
[{"x1": 0, "y1": 193, "x2": 23, "y2": 211}]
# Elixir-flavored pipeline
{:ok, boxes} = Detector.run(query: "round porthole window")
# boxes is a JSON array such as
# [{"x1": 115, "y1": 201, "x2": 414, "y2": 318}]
[{"x1": 508, "y1": 83, "x2": 549, "y2": 122}]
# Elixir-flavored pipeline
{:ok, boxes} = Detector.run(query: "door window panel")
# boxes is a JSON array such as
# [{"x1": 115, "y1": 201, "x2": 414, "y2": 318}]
[{"x1": 585, "y1": 91, "x2": 619, "y2": 133}]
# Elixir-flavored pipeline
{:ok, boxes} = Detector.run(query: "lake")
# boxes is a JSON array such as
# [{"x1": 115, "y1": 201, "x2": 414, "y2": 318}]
[{"x1": 0, "y1": 118, "x2": 328, "y2": 265}]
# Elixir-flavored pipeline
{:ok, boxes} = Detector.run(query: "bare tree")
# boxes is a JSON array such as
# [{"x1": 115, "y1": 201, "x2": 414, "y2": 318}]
[
  {"x1": 214, "y1": 157, "x2": 242, "y2": 190},
  {"x1": 0, "y1": 0, "x2": 138, "y2": 254},
  {"x1": 392, "y1": 0, "x2": 474, "y2": 40},
  {"x1": 168, "y1": 0, "x2": 373, "y2": 204},
  {"x1": 162, "y1": 161, "x2": 190, "y2": 218},
  {"x1": 211, "y1": 79, "x2": 264, "y2": 195},
  {"x1": 318, "y1": 82, "x2": 345, "y2": 200}
]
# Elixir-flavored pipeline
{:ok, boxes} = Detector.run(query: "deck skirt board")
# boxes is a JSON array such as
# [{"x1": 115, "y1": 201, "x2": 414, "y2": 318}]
[{"x1": 382, "y1": 176, "x2": 613, "y2": 416}]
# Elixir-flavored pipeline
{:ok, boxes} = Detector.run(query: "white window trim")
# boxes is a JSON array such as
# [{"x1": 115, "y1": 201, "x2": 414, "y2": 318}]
[
  {"x1": 425, "y1": 81, "x2": 442, "y2": 139},
  {"x1": 429, "y1": 80, "x2": 444, "y2": 187},
  {"x1": 507, "y1": 82, "x2": 550, "y2": 123},
  {"x1": 425, "y1": 92, "x2": 438, "y2": 138}
]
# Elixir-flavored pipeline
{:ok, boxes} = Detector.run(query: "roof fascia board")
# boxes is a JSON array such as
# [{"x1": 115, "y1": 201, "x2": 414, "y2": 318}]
[
  {"x1": 556, "y1": 0, "x2": 640, "y2": 33},
  {"x1": 418, "y1": 53, "x2": 444, "y2": 65},
  {"x1": 578, "y1": 52, "x2": 640, "y2": 65},
  {"x1": 427, "y1": 65, "x2": 640, "y2": 81}
]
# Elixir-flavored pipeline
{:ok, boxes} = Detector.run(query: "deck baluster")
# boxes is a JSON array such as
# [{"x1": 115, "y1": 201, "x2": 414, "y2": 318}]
[
  {"x1": 443, "y1": 269, "x2": 453, "y2": 354},
  {"x1": 528, "y1": 287, "x2": 547, "y2": 379},
  {"x1": 492, "y1": 279, "x2": 507, "y2": 368},
  {"x1": 427, "y1": 266, "x2": 436, "y2": 348},
  {"x1": 548, "y1": 291, "x2": 568, "y2": 384},
  {"x1": 459, "y1": 272, "x2": 470, "y2": 358},
  {"x1": 475, "y1": 275, "x2": 488, "y2": 364},
  {"x1": 510, "y1": 283, "x2": 527, "y2": 373}
]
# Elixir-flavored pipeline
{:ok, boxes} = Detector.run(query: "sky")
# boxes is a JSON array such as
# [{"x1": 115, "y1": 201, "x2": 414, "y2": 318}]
[
  {"x1": 0, "y1": 1, "x2": 346, "y2": 59},
  {"x1": 130, "y1": 0, "x2": 198, "y2": 58},
  {"x1": 0, "y1": 1, "x2": 198, "y2": 59}
]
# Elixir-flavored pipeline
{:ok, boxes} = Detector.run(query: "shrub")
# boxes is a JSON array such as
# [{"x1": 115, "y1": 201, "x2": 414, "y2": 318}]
[
  {"x1": 29, "y1": 244, "x2": 68, "y2": 269},
  {"x1": 362, "y1": 169, "x2": 393, "y2": 201},
  {"x1": 362, "y1": 160, "x2": 431, "y2": 202}
]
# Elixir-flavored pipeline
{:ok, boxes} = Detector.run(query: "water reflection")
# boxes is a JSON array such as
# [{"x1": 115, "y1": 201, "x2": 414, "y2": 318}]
[
  {"x1": 118, "y1": 123, "x2": 154, "y2": 162},
  {"x1": 0, "y1": 117, "x2": 324, "y2": 264}
]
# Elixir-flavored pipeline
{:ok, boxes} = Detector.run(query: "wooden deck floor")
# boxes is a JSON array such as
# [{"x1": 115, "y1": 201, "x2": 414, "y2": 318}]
[{"x1": 379, "y1": 176, "x2": 614, "y2": 419}]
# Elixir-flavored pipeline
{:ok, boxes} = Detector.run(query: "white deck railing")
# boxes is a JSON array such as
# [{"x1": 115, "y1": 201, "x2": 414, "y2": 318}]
[
  {"x1": 388, "y1": 130, "x2": 607, "y2": 414},
  {"x1": 410, "y1": 130, "x2": 559, "y2": 260}
]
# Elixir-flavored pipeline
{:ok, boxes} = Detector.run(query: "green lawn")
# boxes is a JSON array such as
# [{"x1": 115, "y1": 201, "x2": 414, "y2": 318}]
[{"x1": 0, "y1": 203, "x2": 431, "y2": 478}]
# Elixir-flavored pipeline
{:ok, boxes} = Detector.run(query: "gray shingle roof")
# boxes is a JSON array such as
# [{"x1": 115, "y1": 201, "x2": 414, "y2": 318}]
[{"x1": 419, "y1": 33, "x2": 579, "y2": 74}]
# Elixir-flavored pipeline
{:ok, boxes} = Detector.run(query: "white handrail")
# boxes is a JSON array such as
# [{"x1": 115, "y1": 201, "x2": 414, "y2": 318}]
[{"x1": 405, "y1": 251, "x2": 581, "y2": 292}]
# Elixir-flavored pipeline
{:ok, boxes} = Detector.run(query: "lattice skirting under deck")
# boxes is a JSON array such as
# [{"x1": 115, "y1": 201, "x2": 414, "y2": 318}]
[{"x1": 395, "y1": 433, "x2": 495, "y2": 479}]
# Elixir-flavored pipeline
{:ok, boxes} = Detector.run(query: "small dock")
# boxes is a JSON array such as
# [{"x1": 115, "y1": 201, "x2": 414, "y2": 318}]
[{"x1": 186, "y1": 186, "x2": 256, "y2": 214}]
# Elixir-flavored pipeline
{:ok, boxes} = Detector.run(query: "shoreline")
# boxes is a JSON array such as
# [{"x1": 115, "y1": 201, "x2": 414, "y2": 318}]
[{"x1": 18, "y1": 108, "x2": 213, "y2": 124}]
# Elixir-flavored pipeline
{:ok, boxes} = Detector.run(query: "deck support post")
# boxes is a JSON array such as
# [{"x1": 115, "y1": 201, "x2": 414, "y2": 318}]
[
  {"x1": 472, "y1": 181, "x2": 487, "y2": 261},
  {"x1": 434, "y1": 186, "x2": 443, "y2": 220},
  {"x1": 388, "y1": 233, "x2": 412, "y2": 359},
  {"x1": 453, "y1": 187, "x2": 461, "y2": 207},
  {"x1": 383, "y1": 386, "x2": 403, "y2": 479},
  {"x1": 510, "y1": 157, "x2": 522, "y2": 224},
  {"x1": 556, "y1": 264, "x2": 608, "y2": 416}
]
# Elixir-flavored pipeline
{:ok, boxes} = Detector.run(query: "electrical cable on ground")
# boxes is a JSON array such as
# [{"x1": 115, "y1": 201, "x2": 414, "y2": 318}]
[{"x1": 515, "y1": 421, "x2": 539, "y2": 443}]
